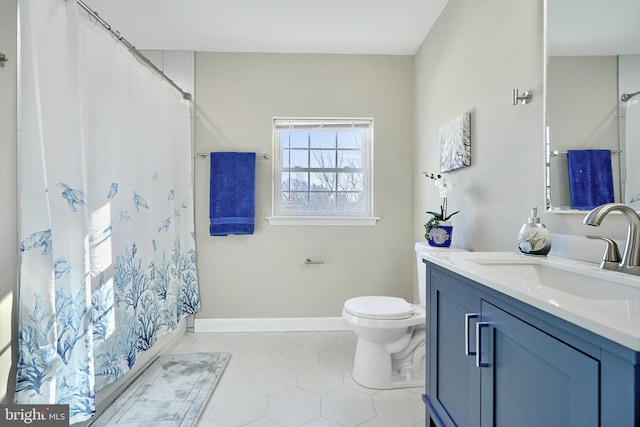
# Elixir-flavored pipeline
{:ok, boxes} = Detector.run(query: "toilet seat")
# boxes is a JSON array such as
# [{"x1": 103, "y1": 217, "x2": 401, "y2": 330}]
[{"x1": 344, "y1": 296, "x2": 415, "y2": 320}]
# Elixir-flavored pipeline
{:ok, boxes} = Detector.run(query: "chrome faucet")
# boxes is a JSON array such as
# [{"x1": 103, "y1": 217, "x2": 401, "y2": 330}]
[{"x1": 583, "y1": 203, "x2": 640, "y2": 275}]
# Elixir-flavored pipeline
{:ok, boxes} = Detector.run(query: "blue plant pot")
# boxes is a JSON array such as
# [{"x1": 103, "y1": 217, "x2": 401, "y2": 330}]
[{"x1": 426, "y1": 223, "x2": 453, "y2": 247}]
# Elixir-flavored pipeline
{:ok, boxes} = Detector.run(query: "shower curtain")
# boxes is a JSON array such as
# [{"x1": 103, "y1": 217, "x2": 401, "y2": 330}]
[{"x1": 16, "y1": 0, "x2": 200, "y2": 423}]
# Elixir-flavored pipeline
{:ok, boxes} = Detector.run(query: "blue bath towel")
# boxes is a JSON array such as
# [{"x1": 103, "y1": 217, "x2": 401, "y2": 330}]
[
  {"x1": 209, "y1": 152, "x2": 256, "y2": 236},
  {"x1": 567, "y1": 149, "x2": 614, "y2": 210}
]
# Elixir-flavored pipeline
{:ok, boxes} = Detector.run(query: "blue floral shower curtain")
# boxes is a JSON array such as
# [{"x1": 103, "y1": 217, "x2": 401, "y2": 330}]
[{"x1": 16, "y1": 0, "x2": 200, "y2": 423}]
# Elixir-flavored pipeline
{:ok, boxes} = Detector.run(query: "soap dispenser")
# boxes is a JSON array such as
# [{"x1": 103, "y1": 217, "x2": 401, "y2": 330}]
[{"x1": 517, "y1": 207, "x2": 551, "y2": 255}]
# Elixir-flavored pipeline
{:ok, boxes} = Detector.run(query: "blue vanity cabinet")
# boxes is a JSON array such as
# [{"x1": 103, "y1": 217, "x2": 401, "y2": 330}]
[
  {"x1": 424, "y1": 266, "x2": 483, "y2": 427},
  {"x1": 424, "y1": 260, "x2": 638, "y2": 427},
  {"x1": 478, "y1": 300, "x2": 598, "y2": 427}
]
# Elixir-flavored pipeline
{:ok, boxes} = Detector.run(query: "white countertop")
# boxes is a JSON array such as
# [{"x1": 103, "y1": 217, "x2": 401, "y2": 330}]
[{"x1": 421, "y1": 251, "x2": 640, "y2": 352}]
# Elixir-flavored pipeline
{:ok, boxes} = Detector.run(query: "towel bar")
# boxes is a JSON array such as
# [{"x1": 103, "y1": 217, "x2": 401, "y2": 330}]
[
  {"x1": 551, "y1": 150, "x2": 621, "y2": 157},
  {"x1": 304, "y1": 258, "x2": 324, "y2": 265},
  {"x1": 196, "y1": 152, "x2": 270, "y2": 160}
]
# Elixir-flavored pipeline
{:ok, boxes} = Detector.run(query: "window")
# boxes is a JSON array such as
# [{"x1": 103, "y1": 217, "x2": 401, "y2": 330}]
[{"x1": 268, "y1": 118, "x2": 378, "y2": 226}]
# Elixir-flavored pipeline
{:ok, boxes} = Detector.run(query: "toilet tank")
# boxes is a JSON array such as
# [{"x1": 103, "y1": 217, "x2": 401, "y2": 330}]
[{"x1": 414, "y1": 242, "x2": 468, "y2": 307}]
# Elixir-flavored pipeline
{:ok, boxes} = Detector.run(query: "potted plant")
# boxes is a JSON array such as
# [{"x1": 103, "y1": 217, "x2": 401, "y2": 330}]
[{"x1": 424, "y1": 172, "x2": 459, "y2": 247}]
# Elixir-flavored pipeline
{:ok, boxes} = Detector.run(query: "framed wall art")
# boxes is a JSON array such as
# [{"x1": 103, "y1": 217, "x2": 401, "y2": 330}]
[{"x1": 439, "y1": 112, "x2": 471, "y2": 172}]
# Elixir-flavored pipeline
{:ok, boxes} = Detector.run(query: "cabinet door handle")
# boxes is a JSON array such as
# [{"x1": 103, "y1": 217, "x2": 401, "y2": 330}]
[
  {"x1": 476, "y1": 322, "x2": 491, "y2": 368},
  {"x1": 465, "y1": 313, "x2": 480, "y2": 356}
]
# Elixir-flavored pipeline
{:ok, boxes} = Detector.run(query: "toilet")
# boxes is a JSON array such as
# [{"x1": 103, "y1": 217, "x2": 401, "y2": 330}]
[{"x1": 342, "y1": 242, "x2": 433, "y2": 389}]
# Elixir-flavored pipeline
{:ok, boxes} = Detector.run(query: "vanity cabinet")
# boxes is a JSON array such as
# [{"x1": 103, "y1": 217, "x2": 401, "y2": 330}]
[
  {"x1": 423, "y1": 261, "x2": 639, "y2": 427},
  {"x1": 478, "y1": 300, "x2": 598, "y2": 427}
]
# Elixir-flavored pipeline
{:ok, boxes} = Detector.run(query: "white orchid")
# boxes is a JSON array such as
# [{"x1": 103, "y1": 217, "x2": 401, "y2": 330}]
[
  {"x1": 434, "y1": 175, "x2": 454, "y2": 198},
  {"x1": 423, "y1": 172, "x2": 460, "y2": 234}
]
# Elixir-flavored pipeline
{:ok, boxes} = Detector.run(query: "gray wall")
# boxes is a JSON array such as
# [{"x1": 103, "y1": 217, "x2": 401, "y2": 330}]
[
  {"x1": 194, "y1": 53, "x2": 416, "y2": 319},
  {"x1": 0, "y1": 0, "x2": 17, "y2": 404},
  {"x1": 413, "y1": 0, "x2": 629, "y2": 253},
  {"x1": 414, "y1": 0, "x2": 544, "y2": 251}
]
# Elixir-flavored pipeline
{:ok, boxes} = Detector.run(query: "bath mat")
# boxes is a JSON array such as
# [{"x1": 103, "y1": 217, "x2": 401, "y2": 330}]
[{"x1": 89, "y1": 352, "x2": 231, "y2": 427}]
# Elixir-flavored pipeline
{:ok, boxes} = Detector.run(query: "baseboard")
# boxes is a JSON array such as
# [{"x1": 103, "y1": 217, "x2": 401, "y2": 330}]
[{"x1": 194, "y1": 317, "x2": 349, "y2": 333}]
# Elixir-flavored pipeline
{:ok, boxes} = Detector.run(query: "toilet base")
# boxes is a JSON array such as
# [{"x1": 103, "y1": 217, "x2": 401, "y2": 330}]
[
  {"x1": 352, "y1": 371, "x2": 425, "y2": 390},
  {"x1": 351, "y1": 338, "x2": 425, "y2": 389}
]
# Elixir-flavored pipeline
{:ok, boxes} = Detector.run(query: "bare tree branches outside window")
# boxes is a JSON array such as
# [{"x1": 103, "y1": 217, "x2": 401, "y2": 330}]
[
  {"x1": 280, "y1": 127, "x2": 367, "y2": 214},
  {"x1": 273, "y1": 118, "x2": 373, "y2": 218}
]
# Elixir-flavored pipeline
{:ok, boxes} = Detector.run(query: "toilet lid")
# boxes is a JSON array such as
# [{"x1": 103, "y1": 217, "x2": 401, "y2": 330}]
[{"x1": 344, "y1": 296, "x2": 415, "y2": 320}]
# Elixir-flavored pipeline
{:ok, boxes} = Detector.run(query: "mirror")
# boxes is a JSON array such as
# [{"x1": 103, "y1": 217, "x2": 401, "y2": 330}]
[{"x1": 545, "y1": 0, "x2": 640, "y2": 212}]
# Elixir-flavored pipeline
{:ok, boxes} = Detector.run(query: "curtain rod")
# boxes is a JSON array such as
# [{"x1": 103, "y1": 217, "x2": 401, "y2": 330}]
[{"x1": 76, "y1": 0, "x2": 192, "y2": 101}]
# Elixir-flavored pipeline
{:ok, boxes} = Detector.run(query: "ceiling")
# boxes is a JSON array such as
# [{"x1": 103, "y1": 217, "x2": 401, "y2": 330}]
[{"x1": 80, "y1": 0, "x2": 449, "y2": 55}]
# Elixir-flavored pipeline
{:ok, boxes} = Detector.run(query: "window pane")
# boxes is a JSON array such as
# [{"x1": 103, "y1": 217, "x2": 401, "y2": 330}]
[
  {"x1": 310, "y1": 131, "x2": 337, "y2": 149},
  {"x1": 281, "y1": 131, "x2": 291, "y2": 150},
  {"x1": 310, "y1": 192, "x2": 335, "y2": 212},
  {"x1": 282, "y1": 148, "x2": 290, "y2": 167},
  {"x1": 338, "y1": 172, "x2": 364, "y2": 192},
  {"x1": 310, "y1": 149, "x2": 335, "y2": 168},
  {"x1": 289, "y1": 149, "x2": 309, "y2": 168},
  {"x1": 283, "y1": 192, "x2": 309, "y2": 212},
  {"x1": 310, "y1": 172, "x2": 336, "y2": 191},
  {"x1": 282, "y1": 171, "x2": 308, "y2": 191},
  {"x1": 290, "y1": 131, "x2": 308, "y2": 149},
  {"x1": 337, "y1": 130, "x2": 363, "y2": 149},
  {"x1": 337, "y1": 192, "x2": 364, "y2": 212},
  {"x1": 337, "y1": 149, "x2": 362, "y2": 169},
  {"x1": 280, "y1": 173, "x2": 290, "y2": 193}
]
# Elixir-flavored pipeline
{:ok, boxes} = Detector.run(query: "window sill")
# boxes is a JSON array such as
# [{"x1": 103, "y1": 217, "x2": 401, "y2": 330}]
[{"x1": 265, "y1": 216, "x2": 380, "y2": 226}]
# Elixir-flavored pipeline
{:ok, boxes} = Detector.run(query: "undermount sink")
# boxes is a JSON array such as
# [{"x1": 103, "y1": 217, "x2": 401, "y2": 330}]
[
  {"x1": 424, "y1": 251, "x2": 640, "y2": 301},
  {"x1": 471, "y1": 260, "x2": 640, "y2": 299}
]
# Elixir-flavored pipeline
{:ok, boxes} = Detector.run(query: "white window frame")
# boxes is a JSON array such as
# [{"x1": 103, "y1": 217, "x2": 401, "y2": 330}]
[{"x1": 267, "y1": 117, "x2": 379, "y2": 226}]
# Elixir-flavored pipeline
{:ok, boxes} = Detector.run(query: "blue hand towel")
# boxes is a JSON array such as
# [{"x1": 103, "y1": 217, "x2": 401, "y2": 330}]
[
  {"x1": 567, "y1": 149, "x2": 614, "y2": 210},
  {"x1": 209, "y1": 152, "x2": 256, "y2": 236}
]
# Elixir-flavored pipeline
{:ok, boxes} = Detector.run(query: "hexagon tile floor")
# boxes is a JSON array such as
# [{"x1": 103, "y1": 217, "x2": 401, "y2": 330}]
[{"x1": 168, "y1": 331, "x2": 426, "y2": 427}]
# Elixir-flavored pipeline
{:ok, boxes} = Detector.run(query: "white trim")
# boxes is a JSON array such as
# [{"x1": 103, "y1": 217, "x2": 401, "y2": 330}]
[
  {"x1": 265, "y1": 216, "x2": 379, "y2": 226},
  {"x1": 194, "y1": 317, "x2": 349, "y2": 333}
]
